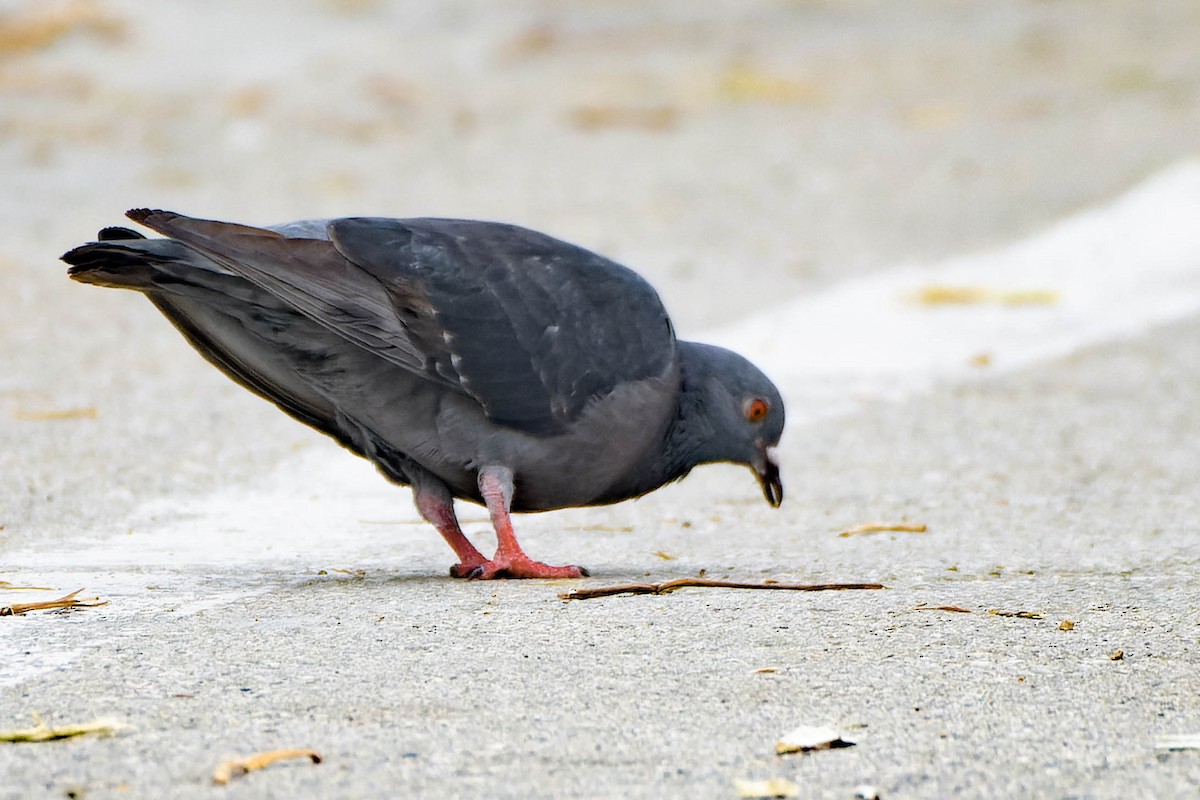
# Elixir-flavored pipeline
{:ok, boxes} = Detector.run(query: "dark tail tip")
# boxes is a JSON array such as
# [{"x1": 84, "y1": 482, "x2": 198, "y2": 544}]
[
  {"x1": 98, "y1": 226, "x2": 145, "y2": 241},
  {"x1": 127, "y1": 208, "x2": 182, "y2": 236},
  {"x1": 62, "y1": 241, "x2": 158, "y2": 288}
]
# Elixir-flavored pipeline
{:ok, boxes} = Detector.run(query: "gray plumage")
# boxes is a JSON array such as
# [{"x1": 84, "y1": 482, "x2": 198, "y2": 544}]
[{"x1": 63, "y1": 211, "x2": 784, "y2": 579}]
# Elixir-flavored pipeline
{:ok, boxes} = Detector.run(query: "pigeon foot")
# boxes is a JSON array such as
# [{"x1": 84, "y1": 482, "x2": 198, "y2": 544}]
[
  {"x1": 465, "y1": 466, "x2": 592, "y2": 579},
  {"x1": 464, "y1": 557, "x2": 589, "y2": 580}
]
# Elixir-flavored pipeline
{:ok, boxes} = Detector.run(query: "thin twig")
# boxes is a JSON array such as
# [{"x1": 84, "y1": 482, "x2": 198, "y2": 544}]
[
  {"x1": 559, "y1": 578, "x2": 885, "y2": 601},
  {"x1": 0, "y1": 589, "x2": 107, "y2": 616},
  {"x1": 213, "y1": 749, "x2": 323, "y2": 785}
]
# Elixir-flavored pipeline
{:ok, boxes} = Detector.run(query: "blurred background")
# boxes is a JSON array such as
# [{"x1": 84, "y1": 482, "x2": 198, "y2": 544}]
[{"x1": 3, "y1": 0, "x2": 1200, "y2": 533}]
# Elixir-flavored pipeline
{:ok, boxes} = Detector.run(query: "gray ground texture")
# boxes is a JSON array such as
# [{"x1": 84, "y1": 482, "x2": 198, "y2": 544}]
[{"x1": 2, "y1": 1, "x2": 1199, "y2": 798}]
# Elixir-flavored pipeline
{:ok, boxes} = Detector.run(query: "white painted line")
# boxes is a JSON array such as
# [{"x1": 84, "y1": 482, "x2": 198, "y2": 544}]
[{"x1": 708, "y1": 159, "x2": 1200, "y2": 425}]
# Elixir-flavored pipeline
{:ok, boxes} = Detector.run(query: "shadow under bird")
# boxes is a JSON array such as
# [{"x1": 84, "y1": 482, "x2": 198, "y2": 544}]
[{"x1": 63, "y1": 211, "x2": 785, "y2": 579}]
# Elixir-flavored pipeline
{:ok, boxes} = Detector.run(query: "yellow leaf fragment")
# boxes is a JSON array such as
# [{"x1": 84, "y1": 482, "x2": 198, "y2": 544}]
[
  {"x1": 735, "y1": 777, "x2": 799, "y2": 798},
  {"x1": 213, "y1": 748, "x2": 322, "y2": 785},
  {"x1": 1058, "y1": 620, "x2": 1075, "y2": 631},
  {"x1": 652, "y1": 550, "x2": 676, "y2": 561},
  {"x1": 969, "y1": 352, "x2": 993, "y2": 367},
  {"x1": 0, "y1": 713, "x2": 130, "y2": 743},
  {"x1": 719, "y1": 63, "x2": 822, "y2": 104},
  {"x1": 913, "y1": 286, "x2": 1059, "y2": 306}
]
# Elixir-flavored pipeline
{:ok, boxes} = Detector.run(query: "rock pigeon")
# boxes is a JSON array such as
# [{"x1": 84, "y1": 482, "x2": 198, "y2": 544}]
[{"x1": 62, "y1": 211, "x2": 785, "y2": 579}]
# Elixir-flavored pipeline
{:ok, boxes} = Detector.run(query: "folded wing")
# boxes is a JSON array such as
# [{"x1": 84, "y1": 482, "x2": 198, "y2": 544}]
[{"x1": 127, "y1": 210, "x2": 677, "y2": 435}]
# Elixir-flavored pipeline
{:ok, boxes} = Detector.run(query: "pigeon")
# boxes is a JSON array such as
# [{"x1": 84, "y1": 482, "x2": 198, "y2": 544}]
[{"x1": 62, "y1": 211, "x2": 785, "y2": 579}]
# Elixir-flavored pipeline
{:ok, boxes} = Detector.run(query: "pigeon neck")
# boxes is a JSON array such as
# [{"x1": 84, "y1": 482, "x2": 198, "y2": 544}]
[
  {"x1": 654, "y1": 343, "x2": 722, "y2": 481},
  {"x1": 599, "y1": 342, "x2": 723, "y2": 504}
]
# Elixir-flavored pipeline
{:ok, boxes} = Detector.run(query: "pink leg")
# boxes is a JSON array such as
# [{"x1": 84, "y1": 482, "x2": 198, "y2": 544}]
[
  {"x1": 471, "y1": 466, "x2": 588, "y2": 580},
  {"x1": 413, "y1": 483, "x2": 488, "y2": 578}
]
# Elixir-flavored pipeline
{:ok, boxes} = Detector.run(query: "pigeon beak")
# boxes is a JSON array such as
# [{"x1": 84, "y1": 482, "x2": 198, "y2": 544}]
[{"x1": 753, "y1": 443, "x2": 783, "y2": 508}]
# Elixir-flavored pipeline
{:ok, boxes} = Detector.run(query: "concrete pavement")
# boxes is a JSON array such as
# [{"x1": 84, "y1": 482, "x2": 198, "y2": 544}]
[{"x1": 3, "y1": 1, "x2": 1200, "y2": 797}]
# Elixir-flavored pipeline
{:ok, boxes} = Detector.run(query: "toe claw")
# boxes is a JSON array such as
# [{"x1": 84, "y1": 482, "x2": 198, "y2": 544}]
[{"x1": 450, "y1": 562, "x2": 485, "y2": 579}]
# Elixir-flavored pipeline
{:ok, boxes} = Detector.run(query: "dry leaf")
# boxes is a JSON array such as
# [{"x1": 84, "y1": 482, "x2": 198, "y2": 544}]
[
  {"x1": 0, "y1": 0, "x2": 124, "y2": 56},
  {"x1": 1, "y1": 589, "x2": 107, "y2": 616},
  {"x1": 775, "y1": 725, "x2": 856, "y2": 755},
  {"x1": 224, "y1": 86, "x2": 270, "y2": 117},
  {"x1": 14, "y1": 407, "x2": 97, "y2": 421},
  {"x1": 913, "y1": 286, "x2": 1059, "y2": 306},
  {"x1": 213, "y1": 748, "x2": 322, "y2": 785},
  {"x1": 1058, "y1": 620, "x2": 1075, "y2": 631},
  {"x1": 987, "y1": 609, "x2": 1045, "y2": 619},
  {"x1": 362, "y1": 74, "x2": 419, "y2": 109},
  {"x1": 719, "y1": 63, "x2": 822, "y2": 104},
  {"x1": 735, "y1": 777, "x2": 799, "y2": 798},
  {"x1": 915, "y1": 604, "x2": 972, "y2": 613},
  {"x1": 497, "y1": 25, "x2": 559, "y2": 61},
  {"x1": 969, "y1": 352, "x2": 992, "y2": 367},
  {"x1": 0, "y1": 581, "x2": 54, "y2": 591},
  {"x1": 0, "y1": 713, "x2": 130, "y2": 743},
  {"x1": 902, "y1": 104, "x2": 963, "y2": 129},
  {"x1": 838, "y1": 522, "x2": 927, "y2": 537},
  {"x1": 752, "y1": 667, "x2": 777, "y2": 674},
  {"x1": 652, "y1": 550, "x2": 675, "y2": 561},
  {"x1": 567, "y1": 106, "x2": 680, "y2": 132},
  {"x1": 1110, "y1": 650, "x2": 1124, "y2": 661}
]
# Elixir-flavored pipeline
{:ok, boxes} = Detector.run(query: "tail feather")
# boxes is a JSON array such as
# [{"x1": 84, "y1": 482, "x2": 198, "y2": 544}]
[
  {"x1": 62, "y1": 240, "x2": 165, "y2": 289},
  {"x1": 63, "y1": 232, "x2": 222, "y2": 291}
]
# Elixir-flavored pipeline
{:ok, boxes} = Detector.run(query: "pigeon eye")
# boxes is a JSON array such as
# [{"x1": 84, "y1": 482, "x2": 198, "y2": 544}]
[{"x1": 744, "y1": 397, "x2": 769, "y2": 423}]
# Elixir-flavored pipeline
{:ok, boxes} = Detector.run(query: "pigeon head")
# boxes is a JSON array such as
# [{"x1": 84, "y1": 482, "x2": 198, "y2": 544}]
[{"x1": 677, "y1": 342, "x2": 785, "y2": 507}]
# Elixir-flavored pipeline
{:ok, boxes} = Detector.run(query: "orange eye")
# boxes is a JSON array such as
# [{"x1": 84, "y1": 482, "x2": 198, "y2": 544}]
[{"x1": 744, "y1": 397, "x2": 769, "y2": 423}]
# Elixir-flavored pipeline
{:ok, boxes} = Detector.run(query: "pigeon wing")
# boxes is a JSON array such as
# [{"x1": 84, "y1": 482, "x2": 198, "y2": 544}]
[
  {"x1": 329, "y1": 217, "x2": 677, "y2": 434},
  {"x1": 127, "y1": 210, "x2": 677, "y2": 435}
]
